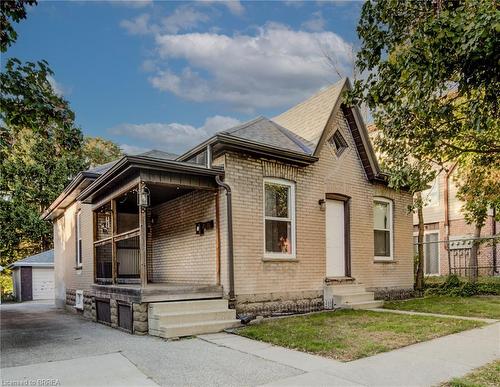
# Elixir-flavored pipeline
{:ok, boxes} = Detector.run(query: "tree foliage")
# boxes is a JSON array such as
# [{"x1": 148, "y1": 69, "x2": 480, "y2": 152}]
[
  {"x1": 0, "y1": 59, "x2": 85, "y2": 265},
  {"x1": 1, "y1": 1, "x2": 122, "y2": 265},
  {"x1": 1, "y1": 0, "x2": 36, "y2": 52},
  {"x1": 83, "y1": 136, "x2": 122, "y2": 168},
  {"x1": 348, "y1": 0, "x2": 500, "y2": 228}
]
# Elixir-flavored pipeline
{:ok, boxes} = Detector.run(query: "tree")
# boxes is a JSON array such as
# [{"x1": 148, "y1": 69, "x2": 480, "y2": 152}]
[
  {"x1": 1, "y1": 0, "x2": 37, "y2": 52},
  {"x1": 0, "y1": 59, "x2": 85, "y2": 265},
  {"x1": 83, "y1": 136, "x2": 122, "y2": 168},
  {"x1": 347, "y1": 0, "x2": 500, "y2": 282}
]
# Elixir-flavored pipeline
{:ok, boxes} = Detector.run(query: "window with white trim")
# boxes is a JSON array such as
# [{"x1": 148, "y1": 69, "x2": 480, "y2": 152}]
[
  {"x1": 373, "y1": 197, "x2": 393, "y2": 260},
  {"x1": 76, "y1": 210, "x2": 83, "y2": 267},
  {"x1": 264, "y1": 178, "x2": 295, "y2": 257}
]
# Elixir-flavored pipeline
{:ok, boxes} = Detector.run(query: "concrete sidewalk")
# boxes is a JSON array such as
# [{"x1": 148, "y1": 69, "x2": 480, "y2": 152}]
[
  {"x1": 1, "y1": 353, "x2": 158, "y2": 387},
  {"x1": 201, "y1": 322, "x2": 500, "y2": 386}
]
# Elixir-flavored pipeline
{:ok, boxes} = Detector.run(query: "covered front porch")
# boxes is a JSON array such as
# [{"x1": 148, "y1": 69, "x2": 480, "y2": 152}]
[{"x1": 78, "y1": 155, "x2": 227, "y2": 303}]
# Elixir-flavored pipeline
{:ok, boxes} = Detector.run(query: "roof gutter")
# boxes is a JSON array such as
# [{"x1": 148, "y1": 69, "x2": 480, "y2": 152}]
[
  {"x1": 77, "y1": 155, "x2": 225, "y2": 203},
  {"x1": 178, "y1": 134, "x2": 318, "y2": 166}
]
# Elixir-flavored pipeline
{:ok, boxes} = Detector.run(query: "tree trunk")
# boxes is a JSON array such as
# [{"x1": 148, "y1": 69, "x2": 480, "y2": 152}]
[
  {"x1": 415, "y1": 192, "x2": 425, "y2": 291},
  {"x1": 469, "y1": 224, "x2": 481, "y2": 283}
]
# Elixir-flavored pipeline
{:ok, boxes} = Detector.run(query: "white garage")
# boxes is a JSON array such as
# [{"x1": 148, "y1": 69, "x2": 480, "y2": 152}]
[{"x1": 10, "y1": 250, "x2": 54, "y2": 302}]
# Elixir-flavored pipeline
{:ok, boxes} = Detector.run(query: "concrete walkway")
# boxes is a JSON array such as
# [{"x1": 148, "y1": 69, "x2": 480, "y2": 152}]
[
  {"x1": 201, "y1": 322, "x2": 500, "y2": 386},
  {"x1": 370, "y1": 307, "x2": 499, "y2": 323}
]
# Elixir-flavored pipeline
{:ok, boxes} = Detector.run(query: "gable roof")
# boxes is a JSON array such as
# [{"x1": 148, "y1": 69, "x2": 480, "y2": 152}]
[
  {"x1": 221, "y1": 116, "x2": 314, "y2": 155},
  {"x1": 9, "y1": 250, "x2": 54, "y2": 268},
  {"x1": 273, "y1": 78, "x2": 346, "y2": 150}
]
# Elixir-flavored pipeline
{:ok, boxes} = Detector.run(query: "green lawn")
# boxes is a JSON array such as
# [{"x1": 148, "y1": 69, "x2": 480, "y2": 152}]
[
  {"x1": 236, "y1": 309, "x2": 484, "y2": 361},
  {"x1": 383, "y1": 296, "x2": 500, "y2": 319},
  {"x1": 442, "y1": 360, "x2": 500, "y2": 387}
]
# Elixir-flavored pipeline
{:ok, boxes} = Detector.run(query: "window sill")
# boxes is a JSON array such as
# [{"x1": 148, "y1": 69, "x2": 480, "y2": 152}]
[
  {"x1": 262, "y1": 257, "x2": 298, "y2": 263},
  {"x1": 373, "y1": 258, "x2": 397, "y2": 264}
]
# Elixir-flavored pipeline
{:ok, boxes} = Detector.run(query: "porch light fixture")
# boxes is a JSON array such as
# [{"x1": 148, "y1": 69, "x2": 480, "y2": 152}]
[
  {"x1": 318, "y1": 199, "x2": 326, "y2": 211},
  {"x1": 137, "y1": 184, "x2": 151, "y2": 208}
]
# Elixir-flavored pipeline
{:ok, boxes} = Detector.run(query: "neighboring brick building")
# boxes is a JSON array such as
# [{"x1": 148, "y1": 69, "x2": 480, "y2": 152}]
[
  {"x1": 367, "y1": 123, "x2": 499, "y2": 277},
  {"x1": 412, "y1": 167, "x2": 499, "y2": 277},
  {"x1": 43, "y1": 78, "x2": 414, "y2": 337}
]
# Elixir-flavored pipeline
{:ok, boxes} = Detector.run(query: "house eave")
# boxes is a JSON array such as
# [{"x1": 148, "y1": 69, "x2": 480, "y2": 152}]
[
  {"x1": 178, "y1": 134, "x2": 318, "y2": 166},
  {"x1": 41, "y1": 173, "x2": 96, "y2": 221},
  {"x1": 77, "y1": 155, "x2": 225, "y2": 203}
]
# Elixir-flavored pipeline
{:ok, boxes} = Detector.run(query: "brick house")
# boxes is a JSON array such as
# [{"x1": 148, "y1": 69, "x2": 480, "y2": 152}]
[
  {"x1": 412, "y1": 166, "x2": 499, "y2": 277},
  {"x1": 43, "y1": 78, "x2": 414, "y2": 337}
]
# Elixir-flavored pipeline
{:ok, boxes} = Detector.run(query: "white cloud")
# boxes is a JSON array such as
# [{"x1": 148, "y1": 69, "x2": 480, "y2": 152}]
[
  {"x1": 120, "y1": 13, "x2": 153, "y2": 35},
  {"x1": 120, "y1": 144, "x2": 150, "y2": 155},
  {"x1": 199, "y1": 0, "x2": 245, "y2": 15},
  {"x1": 110, "y1": 115, "x2": 240, "y2": 154},
  {"x1": 109, "y1": 0, "x2": 152, "y2": 8},
  {"x1": 121, "y1": 6, "x2": 210, "y2": 36},
  {"x1": 148, "y1": 23, "x2": 352, "y2": 111},
  {"x1": 47, "y1": 75, "x2": 66, "y2": 96},
  {"x1": 162, "y1": 6, "x2": 210, "y2": 34},
  {"x1": 301, "y1": 11, "x2": 325, "y2": 32}
]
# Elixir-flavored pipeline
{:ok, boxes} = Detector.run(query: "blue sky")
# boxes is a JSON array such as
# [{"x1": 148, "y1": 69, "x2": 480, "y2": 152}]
[{"x1": 5, "y1": 0, "x2": 363, "y2": 155}]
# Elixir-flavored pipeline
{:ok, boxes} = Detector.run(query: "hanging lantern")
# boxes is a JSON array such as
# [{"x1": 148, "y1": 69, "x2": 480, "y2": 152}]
[{"x1": 137, "y1": 185, "x2": 151, "y2": 208}]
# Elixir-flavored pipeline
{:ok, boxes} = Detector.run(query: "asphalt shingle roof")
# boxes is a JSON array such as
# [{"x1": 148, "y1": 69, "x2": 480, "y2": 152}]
[
  {"x1": 12, "y1": 250, "x2": 54, "y2": 267},
  {"x1": 221, "y1": 116, "x2": 314, "y2": 155},
  {"x1": 273, "y1": 78, "x2": 346, "y2": 150},
  {"x1": 86, "y1": 150, "x2": 179, "y2": 176}
]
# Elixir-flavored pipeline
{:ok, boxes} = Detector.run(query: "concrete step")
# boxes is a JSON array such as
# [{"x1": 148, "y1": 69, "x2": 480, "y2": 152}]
[
  {"x1": 149, "y1": 299, "x2": 228, "y2": 314},
  {"x1": 149, "y1": 319, "x2": 241, "y2": 339},
  {"x1": 149, "y1": 309, "x2": 237, "y2": 327},
  {"x1": 330, "y1": 285, "x2": 367, "y2": 295},
  {"x1": 333, "y1": 292, "x2": 375, "y2": 304},
  {"x1": 343, "y1": 300, "x2": 384, "y2": 310}
]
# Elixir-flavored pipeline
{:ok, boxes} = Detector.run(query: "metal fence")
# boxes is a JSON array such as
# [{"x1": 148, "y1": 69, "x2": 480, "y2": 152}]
[{"x1": 413, "y1": 236, "x2": 499, "y2": 279}]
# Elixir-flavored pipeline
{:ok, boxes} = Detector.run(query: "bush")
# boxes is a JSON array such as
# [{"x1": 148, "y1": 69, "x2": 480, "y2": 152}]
[{"x1": 425, "y1": 274, "x2": 500, "y2": 297}]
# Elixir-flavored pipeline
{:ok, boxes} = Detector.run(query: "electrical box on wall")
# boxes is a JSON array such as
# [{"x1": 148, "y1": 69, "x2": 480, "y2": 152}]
[{"x1": 195, "y1": 220, "x2": 214, "y2": 235}]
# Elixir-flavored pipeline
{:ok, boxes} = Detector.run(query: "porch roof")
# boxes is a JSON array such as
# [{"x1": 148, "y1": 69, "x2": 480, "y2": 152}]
[{"x1": 77, "y1": 154, "x2": 224, "y2": 204}]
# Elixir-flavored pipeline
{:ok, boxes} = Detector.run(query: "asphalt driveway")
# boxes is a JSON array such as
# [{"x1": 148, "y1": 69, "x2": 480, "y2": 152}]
[{"x1": 0, "y1": 302, "x2": 301, "y2": 386}]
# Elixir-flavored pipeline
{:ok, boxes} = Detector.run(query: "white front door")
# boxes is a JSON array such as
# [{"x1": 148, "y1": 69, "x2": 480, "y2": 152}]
[{"x1": 326, "y1": 199, "x2": 345, "y2": 277}]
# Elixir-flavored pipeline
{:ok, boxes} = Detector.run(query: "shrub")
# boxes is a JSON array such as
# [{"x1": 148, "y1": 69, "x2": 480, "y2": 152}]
[{"x1": 424, "y1": 274, "x2": 500, "y2": 297}]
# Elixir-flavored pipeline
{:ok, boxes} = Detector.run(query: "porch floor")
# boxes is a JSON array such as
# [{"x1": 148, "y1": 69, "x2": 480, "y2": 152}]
[{"x1": 92, "y1": 282, "x2": 223, "y2": 303}]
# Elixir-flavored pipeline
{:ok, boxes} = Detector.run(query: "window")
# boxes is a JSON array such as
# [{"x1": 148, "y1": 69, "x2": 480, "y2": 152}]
[
  {"x1": 264, "y1": 178, "x2": 295, "y2": 258},
  {"x1": 328, "y1": 130, "x2": 348, "y2": 156},
  {"x1": 423, "y1": 177, "x2": 439, "y2": 207},
  {"x1": 413, "y1": 232, "x2": 440, "y2": 275},
  {"x1": 373, "y1": 197, "x2": 393, "y2": 260},
  {"x1": 76, "y1": 210, "x2": 83, "y2": 267}
]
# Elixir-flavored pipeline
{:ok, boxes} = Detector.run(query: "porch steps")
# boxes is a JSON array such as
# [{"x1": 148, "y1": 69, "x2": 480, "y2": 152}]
[
  {"x1": 324, "y1": 282, "x2": 384, "y2": 309},
  {"x1": 148, "y1": 299, "x2": 240, "y2": 339}
]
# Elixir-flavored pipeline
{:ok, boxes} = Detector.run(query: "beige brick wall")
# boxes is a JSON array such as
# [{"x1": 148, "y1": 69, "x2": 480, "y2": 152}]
[
  {"x1": 53, "y1": 201, "x2": 94, "y2": 306},
  {"x1": 150, "y1": 190, "x2": 218, "y2": 284},
  {"x1": 223, "y1": 109, "x2": 414, "y2": 301}
]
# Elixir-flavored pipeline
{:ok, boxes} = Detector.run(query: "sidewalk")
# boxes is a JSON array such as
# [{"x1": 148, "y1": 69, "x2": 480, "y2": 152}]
[{"x1": 201, "y1": 322, "x2": 500, "y2": 386}]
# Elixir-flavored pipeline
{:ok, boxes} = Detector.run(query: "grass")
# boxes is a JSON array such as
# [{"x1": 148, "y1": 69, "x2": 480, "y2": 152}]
[
  {"x1": 383, "y1": 296, "x2": 500, "y2": 319},
  {"x1": 442, "y1": 360, "x2": 500, "y2": 387},
  {"x1": 236, "y1": 309, "x2": 484, "y2": 361}
]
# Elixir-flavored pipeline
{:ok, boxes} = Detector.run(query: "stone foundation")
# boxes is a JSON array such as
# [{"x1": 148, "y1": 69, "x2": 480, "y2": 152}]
[
  {"x1": 370, "y1": 287, "x2": 417, "y2": 300},
  {"x1": 235, "y1": 290, "x2": 323, "y2": 317},
  {"x1": 65, "y1": 288, "x2": 148, "y2": 334}
]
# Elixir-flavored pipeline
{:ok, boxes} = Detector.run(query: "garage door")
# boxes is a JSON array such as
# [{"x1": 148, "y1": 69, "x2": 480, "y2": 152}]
[{"x1": 32, "y1": 268, "x2": 54, "y2": 300}]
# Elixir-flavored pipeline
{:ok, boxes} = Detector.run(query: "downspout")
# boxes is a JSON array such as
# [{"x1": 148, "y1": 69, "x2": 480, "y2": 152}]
[
  {"x1": 492, "y1": 207, "x2": 497, "y2": 274},
  {"x1": 215, "y1": 175, "x2": 235, "y2": 305},
  {"x1": 444, "y1": 163, "x2": 457, "y2": 275}
]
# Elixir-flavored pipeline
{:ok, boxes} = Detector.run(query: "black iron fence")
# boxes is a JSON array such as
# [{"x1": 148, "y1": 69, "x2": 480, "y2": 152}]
[{"x1": 413, "y1": 236, "x2": 499, "y2": 279}]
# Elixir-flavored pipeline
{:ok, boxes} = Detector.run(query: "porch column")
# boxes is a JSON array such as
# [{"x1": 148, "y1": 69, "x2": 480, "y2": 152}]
[
  {"x1": 139, "y1": 183, "x2": 148, "y2": 287},
  {"x1": 111, "y1": 199, "x2": 117, "y2": 285}
]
